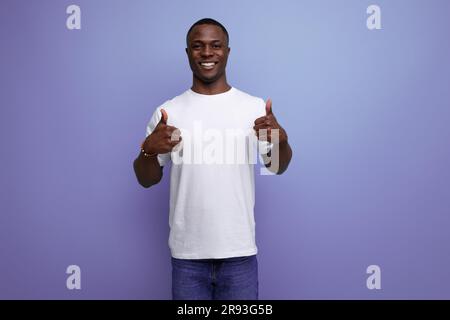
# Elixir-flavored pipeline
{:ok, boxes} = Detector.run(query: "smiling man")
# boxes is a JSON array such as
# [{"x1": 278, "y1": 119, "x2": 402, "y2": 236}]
[{"x1": 133, "y1": 18, "x2": 292, "y2": 300}]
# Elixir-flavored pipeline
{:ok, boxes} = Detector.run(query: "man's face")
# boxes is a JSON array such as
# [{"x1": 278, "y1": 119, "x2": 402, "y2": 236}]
[{"x1": 186, "y1": 24, "x2": 230, "y2": 84}]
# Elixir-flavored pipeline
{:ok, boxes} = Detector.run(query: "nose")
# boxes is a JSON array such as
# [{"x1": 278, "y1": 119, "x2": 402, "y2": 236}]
[{"x1": 200, "y1": 45, "x2": 214, "y2": 58}]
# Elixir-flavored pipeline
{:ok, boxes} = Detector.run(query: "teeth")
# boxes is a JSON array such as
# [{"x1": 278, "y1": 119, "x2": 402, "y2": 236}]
[{"x1": 201, "y1": 62, "x2": 215, "y2": 67}]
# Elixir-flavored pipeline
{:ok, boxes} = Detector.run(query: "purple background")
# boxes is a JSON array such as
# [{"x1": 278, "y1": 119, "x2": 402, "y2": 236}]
[{"x1": 1, "y1": 0, "x2": 450, "y2": 299}]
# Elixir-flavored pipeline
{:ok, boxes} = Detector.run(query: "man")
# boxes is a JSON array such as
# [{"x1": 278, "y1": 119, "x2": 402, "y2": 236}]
[{"x1": 133, "y1": 18, "x2": 292, "y2": 300}]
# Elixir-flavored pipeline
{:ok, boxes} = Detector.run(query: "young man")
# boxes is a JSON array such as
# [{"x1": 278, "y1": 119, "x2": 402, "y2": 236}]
[{"x1": 133, "y1": 18, "x2": 292, "y2": 300}]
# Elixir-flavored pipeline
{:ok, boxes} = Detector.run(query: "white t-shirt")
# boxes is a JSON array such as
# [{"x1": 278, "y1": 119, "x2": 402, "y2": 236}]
[{"x1": 145, "y1": 87, "x2": 270, "y2": 259}]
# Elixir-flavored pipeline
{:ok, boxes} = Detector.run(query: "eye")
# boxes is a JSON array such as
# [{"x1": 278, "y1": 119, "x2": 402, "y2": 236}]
[{"x1": 213, "y1": 44, "x2": 222, "y2": 49}]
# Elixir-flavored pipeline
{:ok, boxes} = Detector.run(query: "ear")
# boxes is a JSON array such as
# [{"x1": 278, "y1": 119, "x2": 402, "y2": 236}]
[{"x1": 227, "y1": 47, "x2": 231, "y2": 55}]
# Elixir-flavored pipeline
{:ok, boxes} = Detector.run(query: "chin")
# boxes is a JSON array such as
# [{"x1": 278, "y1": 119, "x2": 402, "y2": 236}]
[{"x1": 196, "y1": 73, "x2": 218, "y2": 83}]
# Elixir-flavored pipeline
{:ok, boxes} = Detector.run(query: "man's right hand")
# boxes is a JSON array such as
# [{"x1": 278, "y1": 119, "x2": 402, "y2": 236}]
[{"x1": 142, "y1": 109, "x2": 182, "y2": 155}]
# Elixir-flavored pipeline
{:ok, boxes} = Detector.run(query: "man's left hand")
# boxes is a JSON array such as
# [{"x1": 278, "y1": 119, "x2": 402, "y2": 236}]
[{"x1": 253, "y1": 98, "x2": 288, "y2": 144}]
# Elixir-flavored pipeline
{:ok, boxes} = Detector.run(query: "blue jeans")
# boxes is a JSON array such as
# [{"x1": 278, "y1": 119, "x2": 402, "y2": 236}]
[{"x1": 171, "y1": 255, "x2": 258, "y2": 300}]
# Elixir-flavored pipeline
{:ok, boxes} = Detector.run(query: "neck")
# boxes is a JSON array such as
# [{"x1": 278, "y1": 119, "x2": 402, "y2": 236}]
[{"x1": 191, "y1": 74, "x2": 231, "y2": 95}]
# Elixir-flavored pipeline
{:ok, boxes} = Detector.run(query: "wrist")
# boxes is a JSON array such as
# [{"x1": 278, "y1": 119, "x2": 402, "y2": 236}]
[{"x1": 140, "y1": 141, "x2": 157, "y2": 158}]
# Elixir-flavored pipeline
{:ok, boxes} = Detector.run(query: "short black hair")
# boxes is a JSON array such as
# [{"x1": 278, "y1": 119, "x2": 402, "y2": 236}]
[{"x1": 186, "y1": 18, "x2": 229, "y2": 47}]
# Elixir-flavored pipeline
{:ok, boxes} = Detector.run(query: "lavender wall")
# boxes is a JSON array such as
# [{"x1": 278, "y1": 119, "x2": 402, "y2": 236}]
[{"x1": 1, "y1": 0, "x2": 449, "y2": 299}]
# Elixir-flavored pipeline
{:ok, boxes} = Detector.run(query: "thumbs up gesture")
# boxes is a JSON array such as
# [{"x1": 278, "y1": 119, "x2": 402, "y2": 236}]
[
  {"x1": 142, "y1": 108, "x2": 182, "y2": 155},
  {"x1": 253, "y1": 99, "x2": 288, "y2": 144}
]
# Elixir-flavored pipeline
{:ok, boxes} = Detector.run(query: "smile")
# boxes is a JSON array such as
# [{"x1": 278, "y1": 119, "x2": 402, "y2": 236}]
[{"x1": 199, "y1": 62, "x2": 218, "y2": 70}]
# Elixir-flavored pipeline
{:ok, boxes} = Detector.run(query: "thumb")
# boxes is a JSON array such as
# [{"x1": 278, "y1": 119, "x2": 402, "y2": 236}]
[
  {"x1": 265, "y1": 98, "x2": 273, "y2": 116},
  {"x1": 159, "y1": 108, "x2": 168, "y2": 125}
]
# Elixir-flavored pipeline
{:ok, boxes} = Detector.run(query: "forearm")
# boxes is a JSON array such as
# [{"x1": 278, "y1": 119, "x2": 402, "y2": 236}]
[{"x1": 133, "y1": 152, "x2": 163, "y2": 188}]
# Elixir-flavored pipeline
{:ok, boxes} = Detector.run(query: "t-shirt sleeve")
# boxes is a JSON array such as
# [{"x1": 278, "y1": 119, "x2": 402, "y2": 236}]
[{"x1": 145, "y1": 106, "x2": 171, "y2": 167}]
